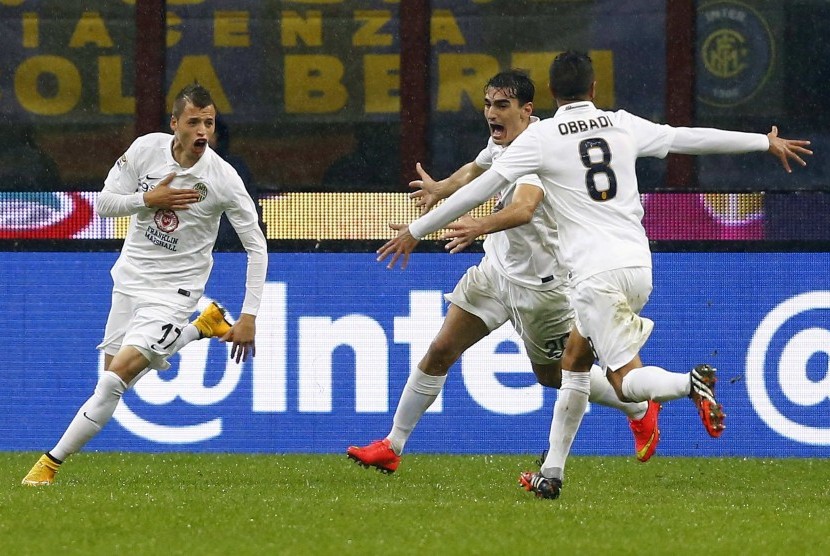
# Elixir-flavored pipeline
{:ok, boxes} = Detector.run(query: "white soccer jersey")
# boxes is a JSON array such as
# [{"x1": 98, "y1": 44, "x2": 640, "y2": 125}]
[
  {"x1": 492, "y1": 102, "x2": 764, "y2": 284},
  {"x1": 101, "y1": 132, "x2": 262, "y2": 310},
  {"x1": 491, "y1": 103, "x2": 675, "y2": 283},
  {"x1": 474, "y1": 123, "x2": 567, "y2": 290},
  {"x1": 408, "y1": 101, "x2": 769, "y2": 282}
]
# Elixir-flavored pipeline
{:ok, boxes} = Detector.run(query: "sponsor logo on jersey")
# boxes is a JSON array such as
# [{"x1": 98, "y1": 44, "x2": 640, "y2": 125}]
[
  {"x1": 148, "y1": 209, "x2": 180, "y2": 250},
  {"x1": 194, "y1": 182, "x2": 208, "y2": 202},
  {"x1": 145, "y1": 223, "x2": 179, "y2": 251},
  {"x1": 138, "y1": 174, "x2": 167, "y2": 193},
  {"x1": 116, "y1": 153, "x2": 127, "y2": 169},
  {"x1": 154, "y1": 209, "x2": 179, "y2": 233},
  {"x1": 697, "y1": 2, "x2": 774, "y2": 107}
]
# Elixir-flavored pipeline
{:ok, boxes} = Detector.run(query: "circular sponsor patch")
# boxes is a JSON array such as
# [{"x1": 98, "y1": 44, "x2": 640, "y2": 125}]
[
  {"x1": 194, "y1": 182, "x2": 208, "y2": 202},
  {"x1": 154, "y1": 209, "x2": 179, "y2": 233},
  {"x1": 697, "y1": 1, "x2": 775, "y2": 107}
]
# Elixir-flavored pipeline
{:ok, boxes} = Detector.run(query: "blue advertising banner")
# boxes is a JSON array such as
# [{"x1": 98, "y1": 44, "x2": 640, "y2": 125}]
[{"x1": 1, "y1": 251, "x2": 828, "y2": 458}]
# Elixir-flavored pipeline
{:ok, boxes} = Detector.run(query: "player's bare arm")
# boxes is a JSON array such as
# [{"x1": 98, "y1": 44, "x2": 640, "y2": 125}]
[
  {"x1": 142, "y1": 173, "x2": 201, "y2": 210},
  {"x1": 442, "y1": 183, "x2": 542, "y2": 254},
  {"x1": 766, "y1": 125, "x2": 813, "y2": 173},
  {"x1": 221, "y1": 313, "x2": 256, "y2": 363},
  {"x1": 409, "y1": 162, "x2": 484, "y2": 215},
  {"x1": 376, "y1": 223, "x2": 420, "y2": 270}
]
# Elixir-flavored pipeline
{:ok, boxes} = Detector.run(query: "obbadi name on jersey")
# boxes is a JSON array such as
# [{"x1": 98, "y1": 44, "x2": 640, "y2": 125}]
[{"x1": 558, "y1": 116, "x2": 613, "y2": 136}]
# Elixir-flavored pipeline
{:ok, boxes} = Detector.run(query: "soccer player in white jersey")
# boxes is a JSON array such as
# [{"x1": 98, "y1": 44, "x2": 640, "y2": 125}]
[
  {"x1": 22, "y1": 84, "x2": 268, "y2": 486},
  {"x1": 347, "y1": 70, "x2": 660, "y2": 474},
  {"x1": 376, "y1": 51, "x2": 812, "y2": 499}
]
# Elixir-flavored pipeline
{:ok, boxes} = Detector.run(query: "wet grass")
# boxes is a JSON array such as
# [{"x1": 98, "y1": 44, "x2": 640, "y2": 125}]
[{"x1": 2, "y1": 452, "x2": 829, "y2": 555}]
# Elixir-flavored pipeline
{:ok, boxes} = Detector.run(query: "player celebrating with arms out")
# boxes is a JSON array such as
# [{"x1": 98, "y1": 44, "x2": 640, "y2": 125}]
[
  {"x1": 22, "y1": 84, "x2": 267, "y2": 486},
  {"x1": 348, "y1": 69, "x2": 661, "y2": 474},
  {"x1": 376, "y1": 51, "x2": 811, "y2": 499}
]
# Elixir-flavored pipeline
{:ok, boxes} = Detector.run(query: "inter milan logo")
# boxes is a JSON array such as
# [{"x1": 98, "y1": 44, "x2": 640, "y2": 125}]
[
  {"x1": 154, "y1": 209, "x2": 179, "y2": 233},
  {"x1": 194, "y1": 182, "x2": 208, "y2": 202},
  {"x1": 697, "y1": 2, "x2": 774, "y2": 107}
]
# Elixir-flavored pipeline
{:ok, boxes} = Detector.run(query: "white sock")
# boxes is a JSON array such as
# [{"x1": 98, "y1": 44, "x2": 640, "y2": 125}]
[
  {"x1": 541, "y1": 370, "x2": 591, "y2": 481},
  {"x1": 621, "y1": 366, "x2": 690, "y2": 403},
  {"x1": 50, "y1": 371, "x2": 127, "y2": 462},
  {"x1": 386, "y1": 368, "x2": 447, "y2": 455},
  {"x1": 588, "y1": 365, "x2": 648, "y2": 420},
  {"x1": 177, "y1": 324, "x2": 201, "y2": 348},
  {"x1": 48, "y1": 326, "x2": 201, "y2": 462}
]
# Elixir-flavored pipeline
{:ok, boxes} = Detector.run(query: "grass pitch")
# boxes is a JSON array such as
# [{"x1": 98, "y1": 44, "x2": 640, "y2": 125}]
[{"x1": 2, "y1": 452, "x2": 829, "y2": 555}]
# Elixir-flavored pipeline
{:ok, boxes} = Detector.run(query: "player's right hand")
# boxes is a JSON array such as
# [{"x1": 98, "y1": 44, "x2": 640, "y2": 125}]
[
  {"x1": 142, "y1": 173, "x2": 202, "y2": 210},
  {"x1": 376, "y1": 223, "x2": 419, "y2": 270}
]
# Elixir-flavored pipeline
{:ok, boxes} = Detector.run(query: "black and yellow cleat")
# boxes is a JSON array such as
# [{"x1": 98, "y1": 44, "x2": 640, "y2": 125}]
[
  {"x1": 21, "y1": 453, "x2": 61, "y2": 486},
  {"x1": 193, "y1": 301, "x2": 233, "y2": 339}
]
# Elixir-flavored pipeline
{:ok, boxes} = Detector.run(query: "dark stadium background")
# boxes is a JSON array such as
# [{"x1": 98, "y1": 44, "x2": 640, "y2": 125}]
[{"x1": 1, "y1": 1, "x2": 828, "y2": 458}]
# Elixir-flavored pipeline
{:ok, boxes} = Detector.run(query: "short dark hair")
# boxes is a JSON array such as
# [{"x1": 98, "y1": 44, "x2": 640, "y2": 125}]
[
  {"x1": 549, "y1": 51, "x2": 594, "y2": 100},
  {"x1": 172, "y1": 83, "x2": 214, "y2": 118},
  {"x1": 484, "y1": 69, "x2": 535, "y2": 106}
]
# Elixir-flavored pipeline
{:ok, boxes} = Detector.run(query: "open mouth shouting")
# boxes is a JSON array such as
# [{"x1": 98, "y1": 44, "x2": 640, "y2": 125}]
[
  {"x1": 194, "y1": 138, "x2": 208, "y2": 151},
  {"x1": 489, "y1": 122, "x2": 507, "y2": 143}
]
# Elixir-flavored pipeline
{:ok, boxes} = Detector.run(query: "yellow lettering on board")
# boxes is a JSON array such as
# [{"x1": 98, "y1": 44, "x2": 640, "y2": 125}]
[
  {"x1": 510, "y1": 49, "x2": 615, "y2": 110},
  {"x1": 431, "y1": 10, "x2": 465, "y2": 46},
  {"x1": 510, "y1": 52, "x2": 557, "y2": 112},
  {"x1": 215, "y1": 11, "x2": 250, "y2": 47},
  {"x1": 99, "y1": 56, "x2": 135, "y2": 114},
  {"x1": 167, "y1": 12, "x2": 182, "y2": 47},
  {"x1": 589, "y1": 49, "x2": 615, "y2": 108},
  {"x1": 437, "y1": 53, "x2": 498, "y2": 111},
  {"x1": 353, "y1": 11, "x2": 392, "y2": 47},
  {"x1": 15, "y1": 56, "x2": 81, "y2": 115},
  {"x1": 364, "y1": 54, "x2": 399, "y2": 113},
  {"x1": 281, "y1": 11, "x2": 322, "y2": 47},
  {"x1": 22, "y1": 13, "x2": 38, "y2": 48},
  {"x1": 284, "y1": 55, "x2": 347, "y2": 113},
  {"x1": 69, "y1": 12, "x2": 114, "y2": 48}
]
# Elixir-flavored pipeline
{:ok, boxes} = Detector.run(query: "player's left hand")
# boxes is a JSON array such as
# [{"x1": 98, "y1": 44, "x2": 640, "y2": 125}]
[
  {"x1": 376, "y1": 223, "x2": 419, "y2": 269},
  {"x1": 221, "y1": 313, "x2": 256, "y2": 363},
  {"x1": 767, "y1": 126, "x2": 812, "y2": 173},
  {"x1": 441, "y1": 215, "x2": 484, "y2": 254}
]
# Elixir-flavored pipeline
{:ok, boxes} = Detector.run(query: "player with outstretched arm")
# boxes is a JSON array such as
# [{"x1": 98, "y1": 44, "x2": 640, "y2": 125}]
[
  {"x1": 376, "y1": 51, "x2": 811, "y2": 499},
  {"x1": 347, "y1": 70, "x2": 660, "y2": 474}
]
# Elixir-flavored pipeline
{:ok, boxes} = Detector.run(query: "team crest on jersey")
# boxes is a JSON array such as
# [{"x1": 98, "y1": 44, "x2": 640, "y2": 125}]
[
  {"x1": 697, "y1": 1, "x2": 774, "y2": 107},
  {"x1": 154, "y1": 209, "x2": 179, "y2": 233},
  {"x1": 193, "y1": 182, "x2": 208, "y2": 202}
]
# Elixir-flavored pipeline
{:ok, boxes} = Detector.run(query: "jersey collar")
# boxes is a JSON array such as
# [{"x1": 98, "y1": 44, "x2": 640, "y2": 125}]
[
  {"x1": 554, "y1": 101, "x2": 596, "y2": 117},
  {"x1": 165, "y1": 135, "x2": 211, "y2": 176}
]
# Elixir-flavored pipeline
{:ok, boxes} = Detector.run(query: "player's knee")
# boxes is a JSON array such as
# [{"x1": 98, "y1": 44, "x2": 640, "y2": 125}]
[
  {"x1": 532, "y1": 363, "x2": 562, "y2": 388},
  {"x1": 107, "y1": 347, "x2": 151, "y2": 385},
  {"x1": 562, "y1": 345, "x2": 594, "y2": 371},
  {"x1": 420, "y1": 338, "x2": 460, "y2": 374},
  {"x1": 606, "y1": 372, "x2": 628, "y2": 401}
]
